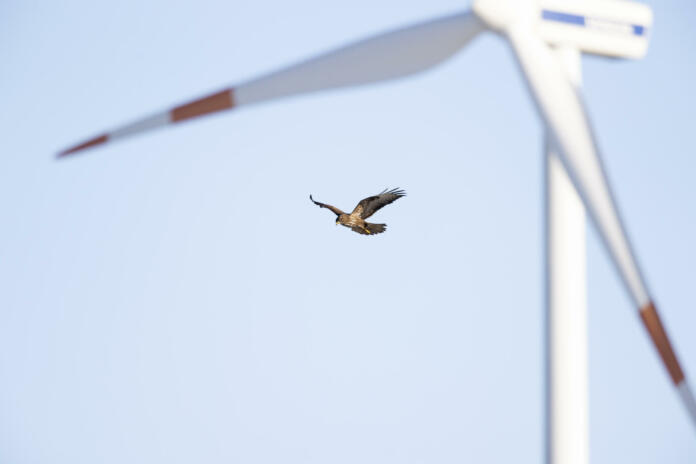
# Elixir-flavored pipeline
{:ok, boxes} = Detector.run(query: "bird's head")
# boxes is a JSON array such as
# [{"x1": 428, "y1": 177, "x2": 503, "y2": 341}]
[{"x1": 335, "y1": 217, "x2": 340, "y2": 225}]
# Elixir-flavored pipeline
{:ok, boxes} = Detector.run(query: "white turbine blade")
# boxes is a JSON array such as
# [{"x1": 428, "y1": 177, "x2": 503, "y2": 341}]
[
  {"x1": 58, "y1": 10, "x2": 483, "y2": 157},
  {"x1": 508, "y1": 27, "x2": 696, "y2": 428}
]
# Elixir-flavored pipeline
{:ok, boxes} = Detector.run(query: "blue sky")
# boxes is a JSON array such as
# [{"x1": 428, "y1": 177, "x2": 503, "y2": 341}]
[{"x1": 1, "y1": 0, "x2": 695, "y2": 462}]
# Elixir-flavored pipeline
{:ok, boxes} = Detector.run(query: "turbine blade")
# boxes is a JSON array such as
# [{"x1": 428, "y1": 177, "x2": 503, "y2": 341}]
[
  {"x1": 58, "y1": 10, "x2": 483, "y2": 157},
  {"x1": 508, "y1": 27, "x2": 696, "y2": 428}
]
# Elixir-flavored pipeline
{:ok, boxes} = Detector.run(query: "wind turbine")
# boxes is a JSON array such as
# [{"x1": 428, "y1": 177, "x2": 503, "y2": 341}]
[{"x1": 58, "y1": 0, "x2": 695, "y2": 461}]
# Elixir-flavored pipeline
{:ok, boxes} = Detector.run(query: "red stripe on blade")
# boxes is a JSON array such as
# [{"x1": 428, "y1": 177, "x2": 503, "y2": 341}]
[
  {"x1": 171, "y1": 88, "x2": 235, "y2": 122},
  {"x1": 640, "y1": 301, "x2": 685, "y2": 385},
  {"x1": 57, "y1": 134, "x2": 109, "y2": 158}
]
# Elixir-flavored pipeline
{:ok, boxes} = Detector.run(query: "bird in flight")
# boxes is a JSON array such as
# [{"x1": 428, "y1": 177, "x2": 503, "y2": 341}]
[{"x1": 310, "y1": 188, "x2": 406, "y2": 235}]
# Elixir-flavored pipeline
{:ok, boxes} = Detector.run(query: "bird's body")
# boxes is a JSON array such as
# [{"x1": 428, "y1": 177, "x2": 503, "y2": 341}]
[
  {"x1": 336, "y1": 213, "x2": 387, "y2": 235},
  {"x1": 310, "y1": 188, "x2": 405, "y2": 235}
]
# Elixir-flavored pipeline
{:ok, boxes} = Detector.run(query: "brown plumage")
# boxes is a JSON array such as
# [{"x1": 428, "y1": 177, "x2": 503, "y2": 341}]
[{"x1": 309, "y1": 188, "x2": 406, "y2": 235}]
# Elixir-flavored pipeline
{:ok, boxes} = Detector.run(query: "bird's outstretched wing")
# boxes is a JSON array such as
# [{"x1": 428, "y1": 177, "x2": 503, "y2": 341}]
[
  {"x1": 351, "y1": 188, "x2": 406, "y2": 219},
  {"x1": 309, "y1": 195, "x2": 345, "y2": 216}
]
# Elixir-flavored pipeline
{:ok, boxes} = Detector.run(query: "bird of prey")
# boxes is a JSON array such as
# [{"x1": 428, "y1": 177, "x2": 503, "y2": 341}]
[{"x1": 309, "y1": 188, "x2": 406, "y2": 235}]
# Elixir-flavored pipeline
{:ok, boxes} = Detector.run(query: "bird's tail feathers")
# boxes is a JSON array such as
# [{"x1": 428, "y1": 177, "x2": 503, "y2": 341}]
[{"x1": 366, "y1": 223, "x2": 387, "y2": 234}]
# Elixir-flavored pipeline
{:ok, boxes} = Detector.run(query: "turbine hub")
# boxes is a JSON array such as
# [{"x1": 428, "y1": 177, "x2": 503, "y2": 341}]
[{"x1": 472, "y1": 0, "x2": 537, "y2": 32}]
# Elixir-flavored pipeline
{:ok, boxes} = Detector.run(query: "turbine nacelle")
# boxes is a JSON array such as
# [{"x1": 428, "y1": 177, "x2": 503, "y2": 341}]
[{"x1": 474, "y1": 0, "x2": 653, "y2": 59}]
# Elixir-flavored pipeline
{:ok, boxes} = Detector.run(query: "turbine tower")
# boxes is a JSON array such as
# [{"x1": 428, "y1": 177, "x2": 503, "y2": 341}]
[
  {"x1": 546, "y1": 44, "x2": 588, "y2": 464},
  {"x1": 58, "y1": 0, "x2": 696, "y2": 461}
]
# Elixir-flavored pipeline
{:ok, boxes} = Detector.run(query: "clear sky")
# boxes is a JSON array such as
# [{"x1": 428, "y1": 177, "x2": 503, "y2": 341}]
[{"x1": 1, "y1": 0, "x2": 695, "y2": 462}]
